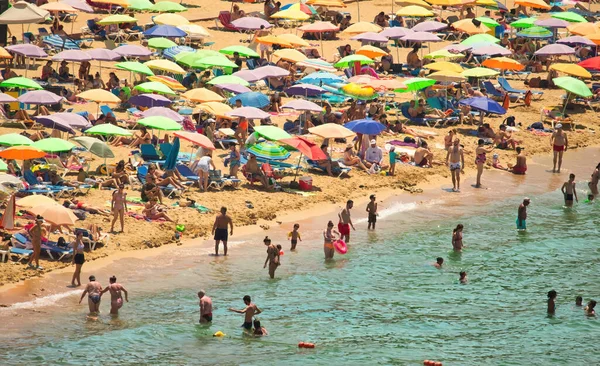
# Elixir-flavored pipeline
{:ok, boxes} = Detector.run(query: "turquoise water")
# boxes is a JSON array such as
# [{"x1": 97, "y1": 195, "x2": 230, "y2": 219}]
[{"x1": 2, "y1": 187, "x2": 600, "y2": 365}]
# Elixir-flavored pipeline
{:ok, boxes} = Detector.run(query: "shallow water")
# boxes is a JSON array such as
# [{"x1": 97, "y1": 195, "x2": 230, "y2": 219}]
[{"x1": 2, "y1": 149, "x2": 600, "y2": 365}]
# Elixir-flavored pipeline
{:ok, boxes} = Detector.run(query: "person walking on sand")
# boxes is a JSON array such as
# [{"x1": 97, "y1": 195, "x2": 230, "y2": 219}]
[
  {"x1": 110, "y1": 184, "x2": 127, "y2": 233},
  {"x1": 548, "y1": 290, "x2": 557, "y2": 315},
  {"x1": 561, "y1": 173, "x2": 578, "y2": 207},
  {"x1": 445, "y1": 138, "x2": 465, "y2": 192},
  {"x1": 475, "y1": 139, "x2": 495, "y2": 188},
  {"x1": 517, "y1": 198, "x2": 530, "y2": 230},
  {"x1": 27, "y1": 216, "x2": 44, "y2": 270},
  {"x1": 198, "y1": 290, "x2": 213, "y2": 324},
  {"x1": 550, "y1": 124, "x2": 568, "y2": 173},
  {"x1": 288, "y1": 223, "x2": 301, "y2": 251},
  {"x1": 100, "y1": 276, "x2": 128, "y2": 316},
  {"x1": 324, "y1": 220, "x2": 339, "y2": 260},
  {"x1": 338, "y1": 200, "x2": 355, "y2": 243},
  {"x1": 212, "y1": 207, "x2": 233, "y2": 256},
  {"x1": 588, "y1": 163, "x2": 600, "y2": 199},
  {"x1": 452, "y1": 224, "x2": 464, "y2": 251},
  {"x1": 366, "y1": 194, "x2": 378, "y2": 230},
  {"x1": 79, "y1": 275, "x2": 103, "y2": 314},
  {"x1": 229, "y1": 295, "x2": 262, "y2": 332},
  {"x1": 263, "y1": 236, "x2": 279, "y2": 279},
  {"x1": 71, "y1": 231, "x2": 85, "y2": 287}
]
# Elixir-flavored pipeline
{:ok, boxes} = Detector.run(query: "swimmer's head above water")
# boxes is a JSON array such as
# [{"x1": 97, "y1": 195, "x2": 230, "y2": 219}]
[{"x1": 109, "y1": 276, "x2": 117, "y2": 284}]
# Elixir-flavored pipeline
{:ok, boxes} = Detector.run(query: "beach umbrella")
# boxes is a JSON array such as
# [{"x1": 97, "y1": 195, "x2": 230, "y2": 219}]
[
  {"x1": 177, "y1": 24, "x2": 210, "y2": 38},
  {"x1": 553, "y1": 76, "x2": 592, "y2": 97},
  {"x1": 0, "y1": 161, "x2": 8, "y2": 173},
  {"x1": 584, "y1": 34, "x2": 600, "y2": 45},
  {"x1": 51, "y1": 49, "x2": 91, "y2": 62},
  {"x1": 0, "y1": 93, "x2": 16, "y2": 103},
  {"x1": 471, "y1": 44, "x2": 512, "y2": 56},
  {"x1": 208, "y1": 75, "x2": 250, "y2": 86},
  {"x1": 424, "y1": 49, "x2": 464, "y2": 59},
  {"x1": 16, "y1": 195, "x2": 60, "y2": 208},
  {"x1": 395, "y1": 77, "x2": 435, "y2": 92},
  {"x1": 87, "y1": 48, "x2": 120, "y2": 73},
  {"x1": 459, "y1": 97, "x2": 506, "y2": 114},
  {"x1": 566, "y1": 22, "x2": 600, "y2": 36},
  {"x1": 515, "y1": 0, "x2": 550, "y2": 9},
  {"x1": 428, "y1": 70, "x2": 465, "y2": 83},
  {"x1": 271, "y1": 9, "x2": 310, "y2": 21},
  {"x1": 345, "y1": 118, "x2": 386, "y2": 135},
  {"x1": 86, "y1": 124, "x2": 133, "y2": 136},
  {"x1": 226, "y1": 107, "x2": 270, "y2": 120},
  {"x1": 280, "y1": 2, "x2": 317, "y2": 14},
  {"x1": 476, "y1": 17, "x2": 499, "y2": 28},
  {"x1": 143, "y1": 24, "x2": 187, "y2": 38},
  {"x1": 148, "y1": 37, "x2": 178, "y2": 50},
  {"x1": 334, "y1": 54, "x2": 374, "y2": 68},
  {"x1": 396, "y1": 5, "x2": 434, "y2": 17},
  {"x1": 183, "y1": 88, "x2": 224, "y2": 102},
  {"x1": 482, "y1": 57, "x2": 524, "y2": 71},
  {"x1": 163, "y1": 136, "x2": 180, "y2": 172},
  {"x1": 381, "y1": 26, "x2": 413, "y2": 39},
  {"x1": 216, "y1": 84, "x2": 252, "y2": 94},
  {"x1": 342, "y1": 22, "x2": 383, "y2": 35},
  {"x1": 252, "y1": 65, "x2": 290, "y2": 80},
  {"x1": 517, "y1": 26, "x2": 552, "y2": 39},
  {"x1": 0, "y1": 47, "x2": 12, "y2": 60},
  {"x1": 114, "y1": 45, "x2": 153, "y2": 58},
  {"x1": 452, "y1": 19, "x2": 490, "y2": 34},
  {"x1": 534, "y1": 44, "x2": 575, "y2": 56},
  {"x1": 141, "y1": 107, "x2": 184, "y2": 122},
  {"x1": 299, "y1": 71, "x2": 344, "y2": 85},
  {"x1": 77, "y1": 89, "x2": 121, "y2": 104},
  {"x1": 534, "y1": 18, "x2": 569, "y2": 29},
  {"x1": 296, "y1": 59, "x2": 337, "y2": 72},
  {"x1": 427, "y1": 0, "x2": 465, "y2": 5},
  {"x1": 396, "y1": 0, "x2": 432, "y2": 7},
  {"x1": 309, "y1": 123, "x2": 355, "y2": 139},
  {"x1": 552, "y1": 12, "x2": 587, "y2": 23},
  {"x1": 18, "y1": 90, "x2": 63, "y2": 105},
  {"x1": 557, "y1": 36, "x2": 596, "y2": 46},
  {"x1": 128, "y1": 0, "x2": 153, "y2": 10},
  {"x1": 247, "y1": 142, "x2": 290, "y2": 160},
  {"x1": 195, "y1": 56, "x2": 238, "y2": 69},
  {"x1": 462, "y1": 67, "x2": 499, "y2": 78},
  {"x1": 149, "y1": 1, "x2": 187, "y2": 12},
  {"x1": 351, "y1": 32, "x2": 388, "y2": 43},
  {"x1": 42, "y1": 35, "x2": 81, "y2": 51},
  {"x1": 444, "y1": 44, "x2": 472, "y2": 53},
  {"x1": 229, "y1": 92, "x2": 269, "y2": 108},
  {"x1": 510, "y1": 17, "x2": 537, "y2": 29},
  {"x1": 348, "y1": 75, "x2": 406, "y2": 90},
  {"x1": 0, "y1": 133, "x2": 33, "y2": 146},
  {"x1": 273, "y1": 49, "x2": 308, "y2": 63},
  {"x1": 549, "y1": 63, "x2": 591, "y2": 79},
  {"x1": 173, "y1": 131, "x2": 215, "y2": 150},
  {"x1": 71, "y1": 136, "x2": 114, "y2": 158},
  {"x1": 253, "y1": 126, "x2": 292, "y2": 141},
  {"x1": 219, "y1": 45, "x2": 259, "y2": 58},
  {"x1": 144, "y1": 59, "x2": 186, "y2": 74},
  {"x1": 195, "y1": 102, "x2": 232, "y2": 118},
  {"x1": 298, "y1": 21, "x2": 339, "y2": 53},
  {"x1": 97, "y1": 14, "x2": 137, "y2": 25},
  {"x1": 231, "y1": 17, "x2": 272, "y2": 31},
  {"x1": 306, "y1": 0, "x2": 346, "y2": 7},
  {"x1": 163, "y1": 45, "x2": 195, "y2": 60},
  {"x1": 0, "y1": 77, "x2": 43, "y2": 90},
  {"x1": 93, "y1": 0, "x2": 129, "y2": 7},
  {"x1": 412, "y1": 21, "x2": 448, "y2": 32},
  {"x1": 153, "y1": 13, "x2": 189, "y2": 26},
  {"x1": 0, "y1": 146, "x2": 46, "y2": 160},
  {"x1": 278, "y1": 136, "x2": 325, "y2": 181},
  {"x1": 356, "y1": 45, "x2": 388, "y2": 59},
  {"x1": 256, "y1": 35, "x2": 293, "y2": 48},
  {"x1": 134, "y1": 81, "x2": 177, "y2": 95},
  {"x1": 281, "y1": 99, "x2": 322, "y2": 113},
  {"x1": 0, "y1": 2, "x2": 49, "y2": 28},
  {"x1": 402, "y1": 31, "x2": 442, "y2": 43},
  {"x1": 40, "y1": 2, "x2": 77, "y2": 12},
  {"x1": 461, "y1": 34, "x2": 499, "y2": 45},
  {"x1": 32, "y1": 138, "x2": 75, "y2": 153},
  {"x1": 34, "y1": 117, "x2": 76, "y2": 134},
  {"x1": 35, "y1": 112, "x2": 90, "y2": 129},
  {"x1": 174, "y1": 51, "x2": 219, "y2": 67},
  {"x1": 232, "y1": 69, "x2": 260, "y2": 83},
  {"x1": 277, "y1": 33, "x2": 310, "y2": 47},
  {"x1": 62, "y1": 0, "x2": 94, "y2": 12},
  {"x1": 427, "y1": 61, "x2": 463, "y2": 73},
  {"x1": 137, "y1": 116, "x2": 182, "y2": 131},
  {"x1": 129, "y1": 94, "x2": 172, "y2": 108},
  {"x1": 30, "y1": 204, "x2": 78, "y2": 226},
  {"x1": 579, "y1": 56, "x2": 600, "y2": 71}
]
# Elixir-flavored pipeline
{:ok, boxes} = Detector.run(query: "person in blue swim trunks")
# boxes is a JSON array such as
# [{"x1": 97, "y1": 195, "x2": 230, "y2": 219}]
[
  {"x1": 517, "y1": 198, "x2": 530, "y2": 230},
  {"x1": 79, "y1": 275, "x2": 103, "y2": 315}
]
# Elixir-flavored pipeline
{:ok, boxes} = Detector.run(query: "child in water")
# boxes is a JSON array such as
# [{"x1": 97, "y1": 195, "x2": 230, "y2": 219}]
[
  {"x1": 548, "y1": 290, "x2": 557, "y2": 315},
  {"x1": 576, "y1": 296, "x2": 583, "y2": 307},
  {"x1": 253, "y1": 319, "x2": 268, "y2": 336},
  {"x1": 366, "y1": 194, "x2": 378, "y2": 230},
  {"x1": 433, "y1": 257, "x2": 443, "y2": 268},
  {"x1": 584, "y1": 300, "x2": 596, "y2": 316},
  {"x1": 459, "y1": 271, "x2": 468, "y2": 284},
  {"x1": 288, "y1": 224, "x2": 301, "y2": 251}
]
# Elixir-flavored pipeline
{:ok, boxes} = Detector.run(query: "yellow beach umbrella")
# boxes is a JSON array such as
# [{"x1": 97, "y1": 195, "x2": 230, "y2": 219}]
[
  {"x1": 475, "y1": 0, "x2": 497, "y2": 6},
  {"x1": 153, "y1": 13, "x2": 190, "y2": 26},
  {"x1": 427, "y1": 61, "x2": 464, "y2": 73},
  {"x1": 356, "y1": 45, "x2": 388, "y2": 59},
  {"x1": 425, "y1": 49, "x2": 464, "y2": 59},
  {"x1": 17, "y1": 195, "x2": 60, "y2": 208},
  {"x1": 515, "y1": 0, "x2": 551, "y2": 10},
  {"x1": 40, "y1": 2, "x2": 77, "y2": 12},
  {"x1": 585, "y1": 33, "x2": 600, "y2": 45},
  {"x1": 278, "y1": 33, "x2": 310, "y2": 47},
  {"x1": 482, "y1": 57, "x2": 524, "y2": 71},
  {"x1": 428, "y1": 0, "x2": 465, "y2": 5},
  {"x1": 271, "y1": 9, "x2": 311, "y2": 20},
  {"x1": 396, "y1": 5, "x2": 434, "y2": 17},
  {"x1": 306, "y1": 0, "x2": 346, "y2": 7},
  {"x1": 97, "y1": 14, "x2": 137, "y2": 25},
  {"x1": 77, "y1": 89, "x2": 121, "y2": 103},
  {"x1": 195, "y1": 102, "x2": 233, "y2": 118},
  {"x1": 147, "y1": 75, "x2": 187, "y2": 91},
  {"x1": 549, "y1": 63, "x2": 592, "y2": 79},
  {"x1": 395, "y1": 0, "x2": 432, "y2": 9},
  {"x1": 461, "y1": 67, "x2": 499, "y2": 78},
  {"x1": 0, "y1": 47, "x2": 13, "y2": 59},
  {"x1": 342, "y1": 21, "x2": 383, "y2": 35},
  {"x1": 568, "y1": 22, "x2": 600, "y2": 36},
  {"x1": 256, "y1": 35, "x2": 293, "y2": 48},
  {"x1": 182, "y1": 88, "x2": 224, "y2": 103},
  {"x1": 428, "y1": 70, "x2": 466, "y2": 82},
  {"x1": 273, "y1": 49, "x2": 308, "y2": 63},
  {"x1": 453, "y1": 19, "x2": 491, "y2": 34},
  {"x1": 144, "y1": 59, "x2": 186, "y2": 74},
  {"x1": 93, "y1": 0, "x2": 129, "y2": 7}
]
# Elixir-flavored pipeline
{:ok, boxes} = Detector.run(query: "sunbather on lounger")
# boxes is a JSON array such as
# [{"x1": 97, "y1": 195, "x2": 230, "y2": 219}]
[
  {"x1": 63, "y1": 199, "x2": 110, "y2": 216},
  {"x1": 394, "y1": 121, "x2": 434, "y2": 140},
  {"x1": 343, "y1": 144, "x2": 368, "y2": 171},
  {"x1": 316, "y1": 145, "x2": 336, "y2": 176},
  {"x1": 112, "y1": 160, "x2": 131, "y2": 185},
  {"x1": 147, "y1": 164, "x2": 185, "y2": 190},
  {"x1": 141, "y1": 182, "x2": 163, "y2": 204},
  {"x1": 244, "y1": 154, "x2": 271, "y2": 188},
  {"x1": 143, "y1": 198, "x2": 174, "y2": 222}
]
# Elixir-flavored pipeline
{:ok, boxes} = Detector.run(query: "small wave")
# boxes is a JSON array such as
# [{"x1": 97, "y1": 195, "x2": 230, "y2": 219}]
[
  {"x1": 1, "y1": 290, "x2": 79, "y2": 311},
  {"x1": 355, "y1": 201, "x2": 418, "y2": 224}
]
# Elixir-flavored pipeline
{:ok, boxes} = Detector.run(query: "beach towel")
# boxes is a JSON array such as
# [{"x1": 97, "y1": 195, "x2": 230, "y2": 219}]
[
  {"x1": 127, "y1": 212, "x2": 166, "y2": 222},
  {"x1": 171, "y1": 202, "x2": 210, "y2": 213},
  {"x1": 283, "y1": 188, "x2": 316, "y2": 197},
  {"x1": 386, "y1": 140, "x2": 418, "y2": 148}
]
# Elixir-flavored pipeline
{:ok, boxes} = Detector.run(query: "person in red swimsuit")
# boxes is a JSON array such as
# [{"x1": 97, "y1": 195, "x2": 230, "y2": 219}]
[
  {"x1": 337, "y1": 200, "x2": 355, "y2": 243},
  {"x1": 550, "y1": 124, "x2": 568, "y2": 173},
  {"x1": 510, "y1": 147, "x2": 527, "y2": 175}
]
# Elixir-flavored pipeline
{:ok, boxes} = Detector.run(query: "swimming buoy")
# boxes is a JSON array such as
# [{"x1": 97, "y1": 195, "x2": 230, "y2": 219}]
[
  {"x1": 213, "y1": 331, "x2": 225, "y2": 337},
  {"x1": 279, "y1": 250, "x2": 284, "y2": 256},
  {"x1": 333, "y1": 240, "x2": 347, "y2": 254},
  {"x1": 298, "y1": 342, "x2": 315, "y2": 348}
]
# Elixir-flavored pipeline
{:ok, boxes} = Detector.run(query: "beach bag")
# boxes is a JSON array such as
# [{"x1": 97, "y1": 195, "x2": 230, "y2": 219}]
[
  {"x1": 530, "y1": 122, "x2": 544, "y2": 130},
  {"x1": 369, "y1": 163, "x2": 381, "y2": 174}
]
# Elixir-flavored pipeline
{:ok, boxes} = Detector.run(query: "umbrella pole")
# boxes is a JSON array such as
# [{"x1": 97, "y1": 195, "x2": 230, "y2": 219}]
[
  {"x1": 357, "y1": 0, "x2": 361, "y2": 21},
  {"x1": 320, "y1": 33, "x2": 324, "y2": 56},
  {"x1": 562, "y1": 92, "x2": 570, "y2": 115},
  {"x1": 292, "y1": 153, "x2": 303, "y2": 183}
]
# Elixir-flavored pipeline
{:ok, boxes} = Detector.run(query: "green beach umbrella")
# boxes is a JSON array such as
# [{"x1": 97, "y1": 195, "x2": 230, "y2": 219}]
[
  {"x1": 134, "y1": 81, "x2": 177, "y2": 95},
  {"x1": 71, "y1": 136, "x2": 114, "y2": 158},
  {"x1": 334, "y1": 54, "x2": 374, "y2": 68},
  {"x1": 461, "y1": 34, "x2": 500, "y2": 46},
  {"x1": 462, "y1": 67, "x2": 499, "y2": 78},
  {"x1": 32, "y1": 138, "x2": 75, "y2": 152},
  {"x1": 0, "y1": 160, "x2": 7, "y2": 172},
  {"x1": 207, "y1": 75, "x2": 250, "y2": 86},
  {"x1": 0, "y1": 77, "x2": 43, "y2": 90},
  {"x1": 551, "y1": 12, "x2": 587, "y2": 23},
  {"x1": 148, "y1": 37, "x2": 178, "y2": 50},
  {"x1": 0, "y1": 133, "x2": 34, "y2": 146},
  {"x1": 219, "y1": 45, "x2": 259, "y2": 58},
  {"x1": 115, "y1": 61, "x2": 155, "y2": 76},
  {"x1": 253, "y1": 126, "x2": 292, "y2": 141},
  {"x1": 150, "y1": 1, "x2": 187, "y2": 13},
  {"x1": 97, "y1": 14, "x2": 137, "y2": 25},
  {"x1": 247, "y1": 142, "x2": 290, "y2": 160},
  {"x1": 553, "y1": 76, "x2": 592, "y2": 97},
  {"x1": 424, "y1": 49, "x2": 464, "y2": 59},
  {"x1": 517, "y1": 26, "x2": 552, "y2": 38},
  {"x1": 195, "y1": 56, "x2": 238, "y2": 69},
  {"x1": 394, "y1": 77, "x2": 435, "y2": 92},
  {"x1": 128, "y1": 0, "x2": 153, "y2": 11},
  {"x1": 174, "y1": 51, "x2": 222, "y2": 67},
  {"x1": 476, "y1": 17, "x2": 499, "y2": 28},
  {"x1": 510, "y1": 17, "x2": 537, "y2": 29},
  {"x1": 86, "y1": 124, "x2": 133, "y2": 136},
  {"x1": 137, "y1": 116, "x2": 182, "y2": 131}
]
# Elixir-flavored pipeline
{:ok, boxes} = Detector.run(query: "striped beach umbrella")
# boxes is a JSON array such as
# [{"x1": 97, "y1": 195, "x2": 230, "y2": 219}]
[
  {"x1": 247, "y1": 142, "x2": 290, "y2": 160},
  {"x1": 42, "y1": 35, "x2": 80, "y2": 50},
  {"x1": 163, "y1": 45, "x2": 194, "y2": 60}
]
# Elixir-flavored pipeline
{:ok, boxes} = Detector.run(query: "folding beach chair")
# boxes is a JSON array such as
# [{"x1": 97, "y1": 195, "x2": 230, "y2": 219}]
[
  {"x1": 10, "y1": 248, "x2": 32, "y2": 263},
  {"x1": 498, "y1": 77, "x2": 543, "y2": 100},
  {"x1": 215, "y1": 11, "x2": 240, "y2": 32}
]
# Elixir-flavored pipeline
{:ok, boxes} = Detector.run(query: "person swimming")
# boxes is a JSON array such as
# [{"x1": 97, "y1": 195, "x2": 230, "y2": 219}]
[
  {"x1": 434, "y1": 257, "x2": 443, "y2": 268},
  {"x1": 253, "y1": 319, "x2": 268, "y2": 336},
  {"x1": 576, "y1": 296, "x2": 583, "y2": 307},
  {"x1": 584, "y1": 300, "x2": 596, "y2": 316},
  {"x1": 548, "y1": 290, "x2": 557, "y2": 315},
  {"x1": 459, "y1": 271, "x2": 468, "y2": 284}
]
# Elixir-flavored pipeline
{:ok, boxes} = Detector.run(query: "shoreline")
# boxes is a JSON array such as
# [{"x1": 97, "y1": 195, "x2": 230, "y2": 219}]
[{"x1": 2, "y1": 144, "x2": 599, "y2": 306}]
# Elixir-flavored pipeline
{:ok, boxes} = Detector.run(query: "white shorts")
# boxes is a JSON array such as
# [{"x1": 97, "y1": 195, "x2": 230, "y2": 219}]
[{"x1": 450, "y1": 162, "x2": 461, "y2": 171}]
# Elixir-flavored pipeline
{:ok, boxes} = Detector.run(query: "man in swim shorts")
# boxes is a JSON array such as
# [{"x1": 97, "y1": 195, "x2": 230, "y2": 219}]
[
  {"x1": 212, "y1": 206, "x2": 233, "y2": 256},
  {"x1": 229, "y1": 295, "x2": 262, "y2": 332},
  {"x1": 198, "y1": 290, "x2": 213, "y2": 324},
  {"x1": 550, "y1": 124, "x2": 568, "y2": 173},
  {"x1": 366, "y1": 194, "x2": 378, "y2": 230},
  {"x1": 561, "y1": 173, "x2": 578, "y2": 207},
  {"x1": 517, "y1": 198, "x2": 530, "y2": 230},
  {"x1": 338, "y1": 200, "x2": 355, "y2": 243},
  {"x1": 79, "y1": 275, "x2": 103, "y2": 314},
  {"x1": 588, "y1": 163, "x2": 600, "y2": 199},
  {"x1": 445, "y1": 138, "x2": 465, "y2": 192},
  {"x1": 100, "y1": 275, "x2": 128, "y2": 316}
]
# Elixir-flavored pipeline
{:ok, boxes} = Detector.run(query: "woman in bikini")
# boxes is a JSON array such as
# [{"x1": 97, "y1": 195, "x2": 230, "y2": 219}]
[
  {"x1": 228, "y1": 143, "x2": 241, "y2": 178},
  {"x1": 475, "y1": 138, "x2": 495, "y2": 188},
  {"x1": 263, "y1": 236, "x2": 279, "y2": 279},
  {"x1": 71, "y1": 231, "x2": 85, "y2": 287},
  {"x1": 143, "y1": 198, "x2": 174, "y2": 222},
  {"x1": 63, "y1": 199, "x2": 110, "y2": 216},
  {"x1": 147, "y1": 164, "x2": 186, "y2": 190},
  {"x1": 110, "y1": 184, "x2": 128, "y2": 233},
  {"x1": 112, "y1": 160, "x2": 130, "y2": 185},
  {"x1": 452, "y1": 224, "x2": 464, "y2": 251},
  {"x1": 343, "y1": 144, "x2": 368, "y2": 171},
  {"x1": 323, "y1": 220, "x2": 339, "y2": 260}
]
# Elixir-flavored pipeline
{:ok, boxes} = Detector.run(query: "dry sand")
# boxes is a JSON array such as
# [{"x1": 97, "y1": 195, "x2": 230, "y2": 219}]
[{"x1": 2, "y1": 0, "x2": 600, "y2": 286}]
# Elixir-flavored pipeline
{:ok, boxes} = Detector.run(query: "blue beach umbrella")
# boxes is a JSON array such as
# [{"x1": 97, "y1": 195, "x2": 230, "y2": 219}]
[
  {"x1": 163, "y1": 45, "x2": 194, "y2": 60},
  {"x1": 299, "y1": 72, "x2": 345, "y2": 86},
  {"x1": 143, "y1": 25, "x2": 187, "y2": 38},
  {"x1": 43, "y1": 35, "x2": 80, "y2": 50},
  {"x1": 344, "y1": 119, "x2": 387, "y2": 135},
  {"x1": 228, "y1": 92, "x2": 269, "y2": 108},
  {"x1": 458, "y1": 97, "x2": 506, "y2": 114},
  {"x1": 164, "y1": 137, "x2": 180, "y2": 171}
]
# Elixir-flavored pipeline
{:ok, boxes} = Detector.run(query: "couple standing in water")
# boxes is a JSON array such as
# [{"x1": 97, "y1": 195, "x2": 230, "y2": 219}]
[
  {"x1": 79, "y1": 275, "x2": 128, "y2": 317},
  {"x1": 324, "y1": 200, "x2": 356, "y2": 260}
]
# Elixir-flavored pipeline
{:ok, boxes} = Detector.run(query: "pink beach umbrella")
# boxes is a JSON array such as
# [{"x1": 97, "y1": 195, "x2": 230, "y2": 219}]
[
  {"x1": 380, "y1": 27, "x2": 413, "y2": 39},
  {"x1": 281, "y1": 99, "x2": 322, "y2": 112},
  {"x1": 61, "y1": 0, "x2": 93, "y2": 12},
  {"x1": 216, "y1": 83, "x2": 252, "y2": 94},
  {"x1": 114, "y1": 45, "x2": 152, "y2": 58},
  {"x1": 87, "y1": 48, "x2": 121, "y2": 73},
  {"x1": 401, "y1": 32, "x2": 442, "y2": 43},
  {"x1": 35, "y1": 113, "x2": 91, "y2": 131},
  {"x1": 534, "y1": 18, "x2": 569, "y2": 28},
  {"x1": 350, "y1": 32, "x2": 388, "y2": 43},
  {"x1": 6, "y1": 44, "x2": 47, "y2": 58},
  {"x1": 411, "y1": 21, "x2": 448, "y2": 32},
  {"x1": 18, "y1": 90, "x2": 64, "y2": 105},
  {"x1": 471, "y1": 44, "x2": 512, "y2": 56},
  {"x1": 534, "y1": 44, "x2": 576, "y2": 56},
  {"x1": 232, "y1": 69, "x2": 260, "y2": 82},
  {"x1": 231, "y1": 17, "x2": 272, "y2": 30},
  {"x1": 0, "y1": 93, "x2": 17, "y2": 103},
  {"x1": 252, "y1": 65, "x2": 290, "y2": 79},
  {"x1": 444, "y1": 44, "x2": 472, "y2": 53},
  {"x1": 226, "y1": 107, "x2": 270, "y2": 120},
  {"x1": 140, "y1": 107, "x2": 184, "y2": 122},
  {"x1": 52, "y1": 50, "x2": 91, "y2": 62},
  {"x1": 557, "y1": 36, "x2": 596, "y2": 46}
]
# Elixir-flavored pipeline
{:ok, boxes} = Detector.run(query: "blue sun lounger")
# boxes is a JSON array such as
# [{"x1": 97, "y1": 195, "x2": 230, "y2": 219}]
[{"x1": 10, "y1": 248, "x2": 32, "y2": 262}]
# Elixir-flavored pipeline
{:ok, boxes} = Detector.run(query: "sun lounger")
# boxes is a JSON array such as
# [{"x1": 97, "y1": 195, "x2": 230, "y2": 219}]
[
  {"x1": 140, "y1": 144, "x2": 165, "y2": 165},
  {"x1": 45, "y1": 154, "x2": 87, "y2": 177},
  {"x1": 10, "y1": 248, "x2": 32, "y2": 262},
  {"x1": 306, "y1": 159, "x2": 351, "y2": 177},
  {"x1": 482, "y1": 81, "x2": 522, "y2": 102},
  {"x1": 208, "y1": 169, "x2": 240, "y2": 189},
  {"x1": 176, "y1": 164, "x2": 199, "y2": 182},
  {"x1": 160, "y1": 143, "x2": 192, "y2": 162},
  {"x1": 42, "y1": 242, "x2": 73, "y2": 261},
  {"x1": 498, "y1": 77, "x2": 543, "y2": 99},
  {"x1": 399, "y1": 102, "x2": 452, "y2": 127},
  {"x1": 136, "y1": 165, "x2": 179, "y2": 198},
  {"x1": 73, "y1": 228, "x2": 107, "y2": 251},
  {"x1": 23, "y1": 170, "x2": 75, "y2": 196}
]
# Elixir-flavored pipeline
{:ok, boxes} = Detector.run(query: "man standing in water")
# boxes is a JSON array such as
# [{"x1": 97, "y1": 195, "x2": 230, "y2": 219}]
[
  {"x1": 366, "y1": 194, "x2": 378, "y2": 230},
  {"x1": 198, "y1": 290, "x2": 213, "y2": 324},
  {"x1": 212, "y1": 206, "x2": 233, "y2": 256},
  {"x1": 338, "y1": 200, "x2": 355, "y2": 243},
  {"x1": 229, "y1": 295, "x2": 262, "y2": 332},
  {"x1": 588, "y1": 163, "x2": 599, "y2": 199},
  {"x1": 445, "y1": 138, "x2": 465, "y2": 192},
  {"x1": 550, "y1": 124, "x2": 568, "y2": 173},
  {"x1": 27, "y1": 216, "x2": 43, "y2": 270},
  {"x1": 79, "y1": 275, "x2": 103, "y2": 314},
  {"x1": 517, "y1": 198, "x2": 530, "y2": 230},
  {"x1": 100, "y1": 276, "x2": 128, "y2": 315},
  {"x1": 561, "y1": 173, "x2": 578, "y2": 207}
]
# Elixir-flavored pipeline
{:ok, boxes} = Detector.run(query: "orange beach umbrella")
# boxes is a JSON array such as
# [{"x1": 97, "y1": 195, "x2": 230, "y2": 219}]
[
  {"x1": 0, "y1": 146, "x2": 46, "y2": 160},
  {"x1": 482, "y1": 57, "x2": 524, "y2": 71}
]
